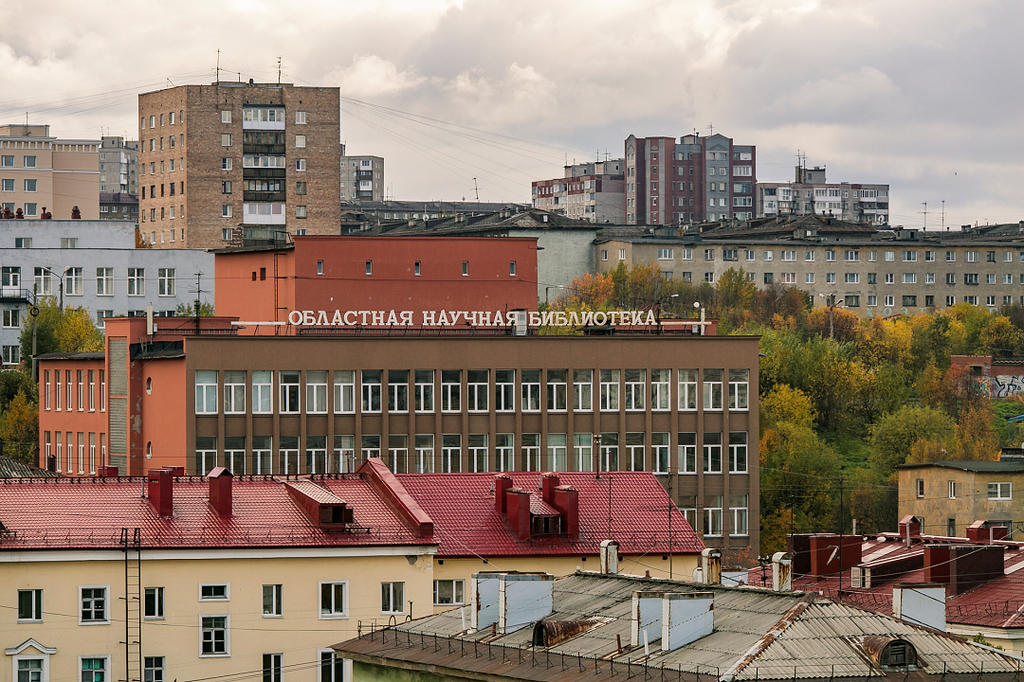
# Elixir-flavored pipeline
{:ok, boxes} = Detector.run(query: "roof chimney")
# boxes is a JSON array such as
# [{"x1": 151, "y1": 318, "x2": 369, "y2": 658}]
[
  {"x1": 892, "y1": 583, "x2": 946, "y2": 632},
  {"x1": 701, "y1": 548, "x2": 722, "y2": 585},
  {"x1": 924, "y1": 544, "x2": 1003, "y2": 594},
  {"x1": 147, "y1": 469, "x2": 173, "y2": 517},
  {"x1": 499, "y1": 573, "x2": 554, "y2": 634},
  {"x1": 552, "y1": 485, "x2": 579, "y2": 540},
  {"x1": 966, "y1": 520, "x2": 1008, "y2": 544},
  {"x1": 505, "y1": 488, "x2": 532, "y2": 540},
  {"x1": 494, "y1": 474, "x2": 513, "y2": 515},
  {"x1": 541, "y1": 472, "x2": 560, "y2": 504},
  {"x1": 772, "y1": 552, "x2": 793, "y2": 591},
  {"x1": 208, "y1": 467, "x2": 232, "y2": 518},
  {"x1": 600, "y1": 539, "x2": 619, "y2": 574},
  {"x1": 899, "y1": 515, "x2": 922, "y2": 544},
  {"x1": 97, "y1": 466, "x2": 119, "y2": 477}
]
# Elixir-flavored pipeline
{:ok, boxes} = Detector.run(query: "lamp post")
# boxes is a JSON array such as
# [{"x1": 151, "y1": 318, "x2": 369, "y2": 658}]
[
  {"x1": 693, "y1": 301, "x2": 705, "y2": 336},
  {"x1": 544, "y1": 284, "x2": 564, "y2": 304},
  {"x1": 818, "y1": 292, "x2": 838, "y2": 339},
  {"x1": 39, "y1": 266, "x2": 69, "y2": 311}
]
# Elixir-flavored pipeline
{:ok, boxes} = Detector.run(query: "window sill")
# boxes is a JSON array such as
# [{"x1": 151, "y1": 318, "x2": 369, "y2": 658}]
[
  {"x1": 262, "y1": 614, "x2": 283, "y2": 619},
  {"x1": 199, "y1": 653, "x2": 230, "y2": 659},
  {"x1": 319, "y1": 614, "x2": 349, "y2": 620},
  {"x1": 144, "y1": 616, "x2": 165, "y2": 621},
  {"x1": 79, "y1": 620, "x2": 110, "y2": 625},
  {"x1": 17, "y1": 619, "x2": 42, "y2": 624}
]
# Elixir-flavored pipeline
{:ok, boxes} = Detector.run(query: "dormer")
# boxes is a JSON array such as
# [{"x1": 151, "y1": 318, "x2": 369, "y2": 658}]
[
  {"x1": 495, "y1": 473, "x2": 579, "y2": 541},
  {"x1": 284, "y1": 481, "x2": 354, "y2": 530}
]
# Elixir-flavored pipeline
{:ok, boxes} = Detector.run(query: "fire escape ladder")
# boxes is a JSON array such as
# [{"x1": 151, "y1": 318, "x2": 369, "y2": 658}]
[{"x1": 120, "y1": 527, "x2": 142, "y2": 682}]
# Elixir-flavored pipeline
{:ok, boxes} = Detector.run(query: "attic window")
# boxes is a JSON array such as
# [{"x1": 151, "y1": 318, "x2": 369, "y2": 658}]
[{"x1": 883, "y1": 641, "x2": 916, "y2": 669}]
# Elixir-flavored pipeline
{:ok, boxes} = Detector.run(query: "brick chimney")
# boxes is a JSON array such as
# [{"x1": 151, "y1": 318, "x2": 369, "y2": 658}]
[
  {"x1": 966, "y1": 520, "x2": 1008, "y2": 544},
  {"x1": 899, "y1": 515, "x2": 922, "y2": 540},
  {"x1": 552, "y1": 486, "x2": 579, "y2": 539},
  {"x1": 208, "y1": 467, "x2": 232, "y2": 518},
  {"x1": 494, "y1": 474, "x2": 513, "y2": 515},
  {"x1": 541, "y1": 473, "x2": 560, "y2": 504},
  {"x1": 97, "y1": 466, "x2": 119, "y2": 477},
  {"x1": 506, "y1": 489, "x2": 532, "y2": 540},
  {"x1": 924, "y1": 544, "x2": 1003, "y2": 594},
  {"x1": 147, "y1": 469, "x2": 173, "y2": 517}
]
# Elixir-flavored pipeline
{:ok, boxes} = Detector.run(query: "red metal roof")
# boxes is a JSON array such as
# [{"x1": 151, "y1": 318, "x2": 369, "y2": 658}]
[
  {"x1": 393, "y1": 471, "x2": 702, "y2": 558},
  {"x1": 0, "y1": 475, "x2": 434, "y2": 551}
]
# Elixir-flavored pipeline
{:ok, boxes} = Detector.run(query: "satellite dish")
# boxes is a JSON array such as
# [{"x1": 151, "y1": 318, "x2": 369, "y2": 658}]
[{"x1": 828, "y1": 546, "x2": 839, "y2": 564}]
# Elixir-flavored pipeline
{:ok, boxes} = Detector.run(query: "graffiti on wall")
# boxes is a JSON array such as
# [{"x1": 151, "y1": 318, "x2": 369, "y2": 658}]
[{"x1": 992, "y1": 375, "x2": 1024, "y2": 398}]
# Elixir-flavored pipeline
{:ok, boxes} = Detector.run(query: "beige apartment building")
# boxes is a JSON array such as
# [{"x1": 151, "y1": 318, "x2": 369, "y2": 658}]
[
  {"x1": 599, "y1": 214, "x2": 1024, "y2": 317},
  {"x1": 898, "y1": 459, "x2": 1024, "y2": 538},
  {"x1": 0, "y1": 124, "x2": 99, "y2": 220},
  {"x1": 137, "y1": 82, "x2": 341, "y2": 250},
  {"x1": 340, "y1": 144, "x2": 384, "y2": 202}
]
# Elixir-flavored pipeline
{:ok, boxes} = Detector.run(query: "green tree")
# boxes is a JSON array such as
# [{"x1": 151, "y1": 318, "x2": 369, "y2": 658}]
[
  {"x1": 868, "y1": 405, "x2": 956, "y2": 474},
  {"x1": 19, "y1": 297, "x2": 60, "y2": 369},
  {"x1": 175, "y1": 300, "x2": 216, "y2": 317},
  {"x1": 0, "y1": 390, "x2": 38, "y2": 463}
]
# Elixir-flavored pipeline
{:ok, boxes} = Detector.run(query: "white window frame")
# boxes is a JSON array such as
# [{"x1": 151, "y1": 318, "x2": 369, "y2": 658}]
[
  {"x1": 79, "y1": 585, "x2": 110, "y2": 625},
  {"x1": 199, "y1": 615, "x2": 230, "y2": 657},
  {"x1": 199, "y1": 583, "x2": 230, "y2": 601},
  {"x1": 988, "y1": 482, "x2": 1012, "y2": 500},
  {"x1": 381, "y1": 581, "x2": 405, "y2": 615},
  {"x1": 432, "y1": 579, "x2": 465, "y2": 606}
]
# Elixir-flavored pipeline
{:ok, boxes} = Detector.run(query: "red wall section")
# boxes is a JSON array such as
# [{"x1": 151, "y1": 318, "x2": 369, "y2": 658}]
[{"x1": 214, "y1": 236, "x2": 539, "y2": 326}]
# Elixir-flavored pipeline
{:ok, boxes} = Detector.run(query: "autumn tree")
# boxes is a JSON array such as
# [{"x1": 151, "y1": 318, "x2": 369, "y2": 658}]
[
  {"x1": 806, "y1": 306, "x2": 860, "y2": 343},
  {"x1": 868, "y1": 405, "x2": 956, "y2": 474},
  {"x1": 56, "y1": 307, "x2": 104, "y2": 353},
  {"x1": 175, "y1": 300, "x2": 216, "y2": 317},
  {"x1": 0, "y1": 390, "x2": 38, "y2": 463},
  {"x1": 980, "y1": 315, "x2": 1024, "y2": 358}
]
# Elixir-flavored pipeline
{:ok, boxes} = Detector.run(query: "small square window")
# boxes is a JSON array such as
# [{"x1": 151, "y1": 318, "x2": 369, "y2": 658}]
[
  {"x1": 221, "y1": 110, "x2": 231, "y2": 123},
  {"x1": 221, "y1": 134, "x2": 232, "y2": 147},
  {"x1": 222, "y1": 228, "x2": 232, "y2": 241},
  {"x1": 295, "y1": 111, "x2": 307, "y2": 124},
  {"x1": 296, "y1": 205, "x2": 307, "y2": 219},
  {"x1": 221, "y1": 158, "x2": 232, "y2": 171},
  {"x1": 222, "y1": 205, "x2": 232, "y2": 218},
  {"x1": 295, "y1": 135, "x2": 306, "y2": 148}
]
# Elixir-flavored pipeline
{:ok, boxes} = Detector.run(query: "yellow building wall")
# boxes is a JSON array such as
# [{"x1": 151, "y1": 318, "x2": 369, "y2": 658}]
[
  {"x1": 430, "y1": 554, "x2": 701, "y2": 614},
  {"x1": 899, "y1": 468, "x2": 1024, "y2": 537},
  {"x1": 2, "y1": 550, "x2": 433, "y2": 682},
  {"x1": 52, "y1": 145, "x2": 99, "y2": 220}
]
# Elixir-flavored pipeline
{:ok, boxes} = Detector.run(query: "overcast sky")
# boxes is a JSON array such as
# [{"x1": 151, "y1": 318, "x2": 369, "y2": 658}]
[{"x1": 0, "y1": 0, "x2": 1020, "y2": 227}]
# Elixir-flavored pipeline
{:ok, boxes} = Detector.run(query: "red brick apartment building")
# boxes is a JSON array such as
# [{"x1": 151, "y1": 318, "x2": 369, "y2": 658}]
[
  {"x1": 38, "y1": 315, "x2": 760, "y2": 555},
  {"x1": 214, "y1": 235, "x2": 539, "y2": 325}
]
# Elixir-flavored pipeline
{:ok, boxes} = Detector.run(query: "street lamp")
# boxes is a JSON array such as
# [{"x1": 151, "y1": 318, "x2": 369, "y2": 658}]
[
  {"x1": 39, "y1": 266, "x2": 69, "y2": 311},
  {"x1": 544, "y1": 284, "x2": 564, "y2": 304},
  {"x1": 693, "y1": 301, "x2": 705, "y2": 336},
  {"x1": 818, "y1": 292, "x2": 839, "y2": 339}
]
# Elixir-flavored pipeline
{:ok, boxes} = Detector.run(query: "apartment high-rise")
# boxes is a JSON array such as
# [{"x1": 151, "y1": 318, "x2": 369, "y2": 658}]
[
  {"x1": 138, "y1": 82, "x2": 341, "y2": 249},
  {"x1": 0, "y1": 124, "x2": 99, "y2": 219},
  {"x1": 531, "y1": 159, "x2": 625, "y2": 224},
  {"x1": 99, "y1": 135, "x2": 138, "y2": 194},
  {"x1": 340, "y1": 143, "x2": 384, "y2": 202},
  {"x1": 625, "y1": 133, "x2": 756, "y2": 226}
]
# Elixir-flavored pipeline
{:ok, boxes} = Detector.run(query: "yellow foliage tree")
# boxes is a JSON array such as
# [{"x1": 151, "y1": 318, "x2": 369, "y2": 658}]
[
  {"x1": 0, "y1": 390, "x2": 38, "y2": 463},
  {"x1": 55, "y1": 307, "x2": 104, "y2": 353}
]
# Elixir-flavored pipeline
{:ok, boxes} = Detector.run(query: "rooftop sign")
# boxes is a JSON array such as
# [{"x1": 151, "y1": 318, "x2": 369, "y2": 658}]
[{"x1": 285, "y1": 309, "x2": 658, "y2": 328}]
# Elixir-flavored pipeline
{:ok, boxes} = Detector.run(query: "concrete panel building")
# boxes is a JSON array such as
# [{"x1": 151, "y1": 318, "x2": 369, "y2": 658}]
[
  {"x1": 340, "y1": 144, "x2": 383, "y2": 202},
  {"x1": 757, "y1": 164, "x2": 889, "y2": 224},
  {"x1": 598, "y1": 214, "x2": 1024, "y2": 318},
  {"x1": 99, "y1": 135, "x2": 138, "y2": 195},
  {"x1": 625, "y1": 133, "x2": 756, "y2": 226},
  {"x1": 0, "y1": 220, "x2": 213, "y2": 366},
  {"x1": 532, "y1": 159, "x2": 625, "y2": 224},
  {"x1": 0, "y1": 124, "x2": 99, "y2": 220},
  {"x1": 138, "y1": 82, "x2": 341, "y2": 250}
]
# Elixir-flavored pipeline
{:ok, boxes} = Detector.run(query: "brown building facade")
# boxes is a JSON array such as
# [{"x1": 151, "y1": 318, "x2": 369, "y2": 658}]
[
  {"x1": 137, "y1": 82, "x2": 340, "y2": 250},
  {"x1": 40, "y1": 317, "x2": 760, "y2": 557}
]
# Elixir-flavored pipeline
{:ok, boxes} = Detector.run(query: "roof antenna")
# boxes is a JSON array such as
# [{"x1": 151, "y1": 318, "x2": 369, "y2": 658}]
[
  {"x1": 277, "y1": 56, "x2": 282, "y2": 85},
  {"x1": 216, "y1": 48, "x2": 220, "y2": 86}
]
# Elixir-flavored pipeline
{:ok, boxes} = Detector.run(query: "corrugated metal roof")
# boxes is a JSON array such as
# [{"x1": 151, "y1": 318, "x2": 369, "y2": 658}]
[{"x1": 335, "y1": 572, "x2": 1023, "y2": 681}]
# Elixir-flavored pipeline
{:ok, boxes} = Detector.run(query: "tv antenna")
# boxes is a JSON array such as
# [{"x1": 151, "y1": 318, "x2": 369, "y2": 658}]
[{"x1": 920, "y1": 202, "x2": 928, "y2": 230}]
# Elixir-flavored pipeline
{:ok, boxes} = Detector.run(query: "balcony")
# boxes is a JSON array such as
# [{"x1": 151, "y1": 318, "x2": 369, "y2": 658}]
[
  {"x1": 243, "y1": 144, "x2": 286, "y2": 155},
  {"x1": 0, "y1": 286, "x2": 30, "y2": 302},
  {"x1": 243, "y1": 168, "x2": 287, "y2": 180},
  {"x1": 243, "y1": 191, "x2": 286, "y2": 202}
]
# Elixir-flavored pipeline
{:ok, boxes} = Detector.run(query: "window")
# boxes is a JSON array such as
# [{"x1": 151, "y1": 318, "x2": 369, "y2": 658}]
[
  {"x1": 729, "y1": 369, "x2": 748, "y2": 410},
  {"x1": 414, "y1": 261, "x2": 421, "y2": 276},
  {"x1": 381, "y1": 582, "x2": 404, "y2": 614},
  {"x1": 127, "y1": 268, "x2": 144, "y2": 296},
  {"x1": 0, "y1": 179, "x2": 13, "y2": 192},
  {"x1": 988, "y1": 482, "x2": 1012, "y2": 500},
  {"x1": 14, "y1": 237, "x2": 30, "y2": 248},
  {"x1": 730, "y1": 495, "x2": 749, "y2": 536},
  {"x1": 295, "y1": 111, "x2": 307, "y2": 124},
  {"x1": 598, "y1": 369, "x2": 619, "y2": 411},
  {"x1": 296, "y1": 158, "x2": 306, "y2": 171},
  {"x1": 144, "y1": 587, "x2": 164, "y2": 619},
  {"x1": 546, "y1": 369, "x2": 567, "y2": 411},
  {"x1": 703, "y1": 369, "x2": 723, "y2": 410},
  {"x1": 252, "y1": 371, "x2": 272, "y2": 413},
  {"x1": 222, "y1": 157, "x2": 232, "y2": 171},
  {"x1": 902, "y1": 250, "x2": 918, "y2": 262},
  {"x1": 572, "y1": 369, "x2": 592, "y2": 411},
  {"x1": 262, "y1": 584, "x2": 282, "y2": 617},
  {"x1": 946, "y1": 250, "x2": 956, "y2": 262},
  {"x1": 678, "y1": 369, "x2": 697, "y2": 410},
  {"x1": 221, "y1": 134, "x2": 232, "y2": 147},
  {"x1": 388, "y1": 370, "x2": 409, "y2": 412},
  {"x1": 144, "y1": 657, "x2": 163, "y2": 682},
  {"x1": 414, "y1": 370, "x2": 434, "y2": 412},
  {"x1": 433, "y1": 580, "x2": 465, "y2": 605},
  {"x1": 200, "y1": 584, "x2": 229, "y2": 601},
  {"x1": 319, "y1": 651, "x2": 344, "y2": 682},
  {"x1": 94, "y1": 267, "x2": 114, "y2": 296},
  {"x1": 296, "y1": 181, "x2": 307, "y2": 195},
  {"x1": 462, "y1": 261, "x2": 469, "y2": 276},
  {"x1": 546, "y1": 433, "x2": 567, "y2": 471},
  {"x1": 885, "y1": 251, "x2": 895, "y2": 262},
  {"x1": 729, "y1": 432, "x2": 747, "y2": 473},
  {"x1": 705, "y1": 496, "x2": 723, "y2": 536},
  {"x1": 521, "y1": 369, "x2": 541, "y2": 411},
  {"x1": 296, "y1": 206, "x2": 307, "y2": 219},
  {"x1": 221, "y1": 110, "x2": 232, "y2": 123},
  {"x1": 263, "y1": 654, "x2": 282, "y2": 682},
  {"x1": 18, "y1": 589, "x2": 42, "y2": 621},
  {"x1": 703, "y1": 433, "x2": 722, "y2": 473},
  {"x1": 964, "y1": 273, "x2": 979, "y2": 285},
  {"x1": 884, "y1": 273, "x2": 894, "y2": 284},
  {"x1": 441, "y1": 370, "x2": 461, "y2": 412},
  {"x1": 885, "y1": 295, "x2": 894, "y2": 306},
  {"x1": 195, "y1": 371, "x2": 218, "y2": 414},
  {"x1": 845, "y1": 273, "x2": 859, "y2": 284},
  {"x1": 903, "y1": 295, "x2": 918, "y2": 307},
  {"x1": 442, "y1": 434, "x2": 462, "y2": 472},
  {"x1": 34, "y1": 267, "x2": 52, "y2": 296},
  {"x1": 280, "y1": 371, "x2": 301, "y2": 413},
  {"x1": 678, "y1": 433, "x2": 697, "y2": 473},
  {"x1": 81, "y1": 658, "x2": 107, "y2": 682},
  {"x1": 201, "y1": 615, "x2": 229, "y2": 656},
  {"x1": 948, "y1": 481, "x2": 957, "y2": 499},
  {"x1": 154, "y1": 268, "x2": 176, "y2": 296},
  {"x1": 295, "y1": 134, "x2": 306, "y2": 148},
  {"x1": 946, "y1": 273, "x2": 957, "y2": 285},
  {"x1": 966, "y1": 251, "x2": 978, "y2": 263},
  {"x1": 3, "y1": 309, "x2": 19, "y2": 328},
  {"x1": 23, "y1": 156, "x2": 35, "y2": 168},
  {"x1": 307, "y1": 370, "x2": 328, "y2": 413},
  {"x1": 915, "y1": 478, "x2": 925, "y2": 498},
  {"x1": 623, "y1": 369, "x2": 646, "y2": 410},
  {"x1": 648, "y1": 369, "x2": 670, "y2": 410},
  {"x1": 80, "y1": 586, "x2": 108, "y2": 623},
  {"x1": 23, "y1": 179, "x2": 36, "y2": 192},
  {"x1": 0, "y1": 155, "x2": 10, "y2": 167},
  {"x1": 365, "y1": 260, "x2": 372, "y2": 276}
]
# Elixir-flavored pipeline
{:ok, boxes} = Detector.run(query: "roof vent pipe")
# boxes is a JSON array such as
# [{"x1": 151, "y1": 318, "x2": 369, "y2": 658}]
[
  {"x1": 701, "y1": 548, "x2": 722, "y2": 585},
  {"x1": 600, "y1": 539, "x2": 619, "y2": 574},
  {"x1": 772, "y1": 552, "x2": 793, "y2": 591}
]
